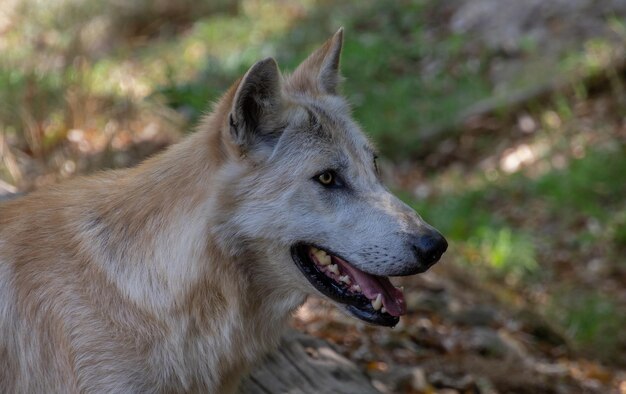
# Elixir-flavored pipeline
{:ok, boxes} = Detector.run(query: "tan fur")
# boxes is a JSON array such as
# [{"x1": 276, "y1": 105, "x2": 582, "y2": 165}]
[
  {"x1": 286, "y1": 30, "x2": 343, "y2": 95},
  {"x1": 0, "y1": 31, "x2": 352, "y2": 393},
  {"x1": 0, "y1": 29, "x2": 445, "y2": 393}
]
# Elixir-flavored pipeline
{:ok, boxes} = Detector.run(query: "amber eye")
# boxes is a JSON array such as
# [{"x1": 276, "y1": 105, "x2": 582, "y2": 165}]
[{"x1": 317, "y1": 171, "x2": 334, "y2": 186}]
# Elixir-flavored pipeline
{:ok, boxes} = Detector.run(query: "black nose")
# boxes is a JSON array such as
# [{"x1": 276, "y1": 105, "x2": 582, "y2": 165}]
[{"x1": 412, "y1": 231, "x2": 448, "y2": 268}]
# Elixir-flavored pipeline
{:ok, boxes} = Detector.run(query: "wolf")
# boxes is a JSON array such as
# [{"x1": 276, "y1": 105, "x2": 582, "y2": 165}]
[{"x1": 0, "y1": 29, "x2": 447, "y2": 393}]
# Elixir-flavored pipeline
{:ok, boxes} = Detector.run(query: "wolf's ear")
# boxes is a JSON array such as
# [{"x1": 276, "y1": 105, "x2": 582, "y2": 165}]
[
  {"x1": 229, "y1": 57, "x2": 284, "y2": 154},
  {"x1": 288, "y1": 28, "x2": 343, "y2": 95}
]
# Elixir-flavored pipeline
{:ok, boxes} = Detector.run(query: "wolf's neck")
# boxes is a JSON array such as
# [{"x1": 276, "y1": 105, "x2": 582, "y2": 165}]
[
  {"x1": 85, "y1": 129, "x2": 304, "y2": 319},
  {"x1": 88, "y1": 133, "x2": 304, "y2": 388},
  {"x1": 81, "y1": 133, "x2": 217, "y2": 311}
]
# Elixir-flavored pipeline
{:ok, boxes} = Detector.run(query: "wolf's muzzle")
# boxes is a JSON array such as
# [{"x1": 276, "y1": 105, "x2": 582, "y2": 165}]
[{"x1": 403, "y1": 230, "x2": 448, "y2": 275}]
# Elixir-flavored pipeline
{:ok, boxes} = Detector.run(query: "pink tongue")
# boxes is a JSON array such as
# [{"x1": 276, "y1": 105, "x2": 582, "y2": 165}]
[{"x1": 333, "y1": 257, "x2": 406, "y2": 317}]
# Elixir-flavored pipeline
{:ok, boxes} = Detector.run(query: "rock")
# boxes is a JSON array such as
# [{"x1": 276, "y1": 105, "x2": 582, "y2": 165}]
[
  {"x1": 449, "y1": 0, "x2": 626, "y2": 54},
  {"x1": 438, "y1": 389, "x2": 461, "y2": 394},
  {"x1": 406, "y1": 290, "x2": 450, "y2": 313},
  {"x1": 410, "y1": 367, "x2": 429, "y2": 392},
  {"x1": 450, "y1": 305, "x2": 499, "y2": 327},
  {"x1": 518, "y1": 310, "x2": 569, "y2": 348},
  {"x1": 370, "y1": 379, "x2": 390, "y2": 394},
  {"x1": 465, "y1": 328, "x2": 509, "y2": 358},
  {"x1": 429, "y1": 371, "x2": 477, "y2": 391}
]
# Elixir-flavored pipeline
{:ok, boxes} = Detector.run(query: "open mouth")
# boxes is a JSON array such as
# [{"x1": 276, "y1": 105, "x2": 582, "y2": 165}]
[{"x1": 291, "y1": 243, "x2": 406, "y2": 327}]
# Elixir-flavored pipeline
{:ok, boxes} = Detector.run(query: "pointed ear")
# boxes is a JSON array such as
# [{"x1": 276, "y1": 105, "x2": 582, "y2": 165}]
[
  {"x1": 288, "y1": 28, "x2": 344, "y2": 95},
  {"x1": 229, "y1": 57, "x2": 284, "y2": 154}
]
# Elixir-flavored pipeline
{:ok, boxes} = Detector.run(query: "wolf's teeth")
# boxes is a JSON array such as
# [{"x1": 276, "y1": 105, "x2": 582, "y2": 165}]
[
  {"x1": 328, "y1": 264, "x2": 339, "y2": 275},
  {"x1": 313, "y1": 249, "x2": 331, "y2": 266},
  {"x1": 372, "y1": 294, "x2": 382, "y2": 311},
  {"x1": 352, "y1": 284, "x2": 362, "y2": 293},
  {"x1": 339, "y1": 275, "x2": 351, "y2": 284},
  {"x1": 381, "y1": 307, "x2": 387, "y2": 314}
]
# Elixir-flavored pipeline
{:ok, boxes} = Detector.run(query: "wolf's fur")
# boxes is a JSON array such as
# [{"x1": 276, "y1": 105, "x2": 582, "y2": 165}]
[{"x1": 0, "y1": 30, "x2": 441, "y2": 393}]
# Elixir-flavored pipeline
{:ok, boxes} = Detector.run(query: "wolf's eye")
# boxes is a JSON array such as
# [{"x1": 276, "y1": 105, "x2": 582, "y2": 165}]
[
  {"x1": 317, "y1": 171, "x2": 334, "y2": 186},
  {"x1": 314, "y1": 170, "x2": 344, "y2": 188},
  {"x1": 374, "y1": 155, "x2": 380, "y2": 175}
]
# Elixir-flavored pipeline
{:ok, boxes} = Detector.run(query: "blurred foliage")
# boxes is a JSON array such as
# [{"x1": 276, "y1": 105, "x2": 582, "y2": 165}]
[
  {"x1": 550, "y1": 289, "x2": 626, "y2": 360},
  {"x1": 1, "y1": 0, "x2": 623, "y2": 154},
  {"x1": 1, "y1": 0, "x2": 625, "y2": 385},
  {"x1": 156, "y1": 0, "x2": 493, "y2": 154},
  {"x1": 533, "y1": 148, "x2": 626, "y2": 219},
  {"x1": 408, "y1": 144, "x2": 626, "y2": 360}
]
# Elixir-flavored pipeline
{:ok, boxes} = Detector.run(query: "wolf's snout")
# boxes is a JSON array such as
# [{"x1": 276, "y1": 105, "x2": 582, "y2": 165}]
[{"x1": 409, "y1": 231, "x2": 448, "y2": 273}]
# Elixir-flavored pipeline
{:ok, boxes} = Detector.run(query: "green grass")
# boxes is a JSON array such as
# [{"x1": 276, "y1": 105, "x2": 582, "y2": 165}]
[
  {"x1": 152, "y1": 0, "x2": 492, "y2": 153},
  {"x1": 404, "y1": 145, "x2": 626, "y2": 284},
  {"x1": 408, "y1": 189, "x2": 499, "y2": 241},
  {"x1": 405, "y1": 146, "x2": 625, "y2": 351},
  {"x1": 549, "y1": 291, "x2": 626, "y2": 361},
  {"x1": 532, "y1": 147, "x2": 626, "y2": 219},
  {"x1": 405, "y1": 187, "x2": 538, "y2": 283},
  {"x1": 3, "y1": 0, "x2": 617, "y2": 157},
  {"x1": 470, "y1": 227, "x2": 538, "y2": 281}
]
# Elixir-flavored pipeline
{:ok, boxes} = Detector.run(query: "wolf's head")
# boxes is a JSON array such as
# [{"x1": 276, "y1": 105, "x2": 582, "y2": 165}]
[{"x1": 211, "y1": 29, "x2": 447, "y2": 327}]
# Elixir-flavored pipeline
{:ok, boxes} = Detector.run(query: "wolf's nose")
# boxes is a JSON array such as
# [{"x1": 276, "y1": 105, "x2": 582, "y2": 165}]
[{"x1": 412, "y1": 231, "x2": 448, "y2": 267}]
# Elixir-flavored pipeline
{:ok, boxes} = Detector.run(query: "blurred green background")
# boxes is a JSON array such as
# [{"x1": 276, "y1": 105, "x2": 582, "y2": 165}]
[{"x1": 1, "y1": 0, "x2": 625, "y2": 392}]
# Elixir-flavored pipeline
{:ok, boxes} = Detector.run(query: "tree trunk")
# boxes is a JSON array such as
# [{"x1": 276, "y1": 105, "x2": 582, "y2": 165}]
[{"x1": 241, "y1": 331, "x2": 380, "y2": 394}]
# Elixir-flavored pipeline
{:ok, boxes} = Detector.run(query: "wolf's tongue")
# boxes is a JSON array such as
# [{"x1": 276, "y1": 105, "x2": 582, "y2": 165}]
[{"x1": 333, "y1": 256, "x2": 406, "y2": 317}]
